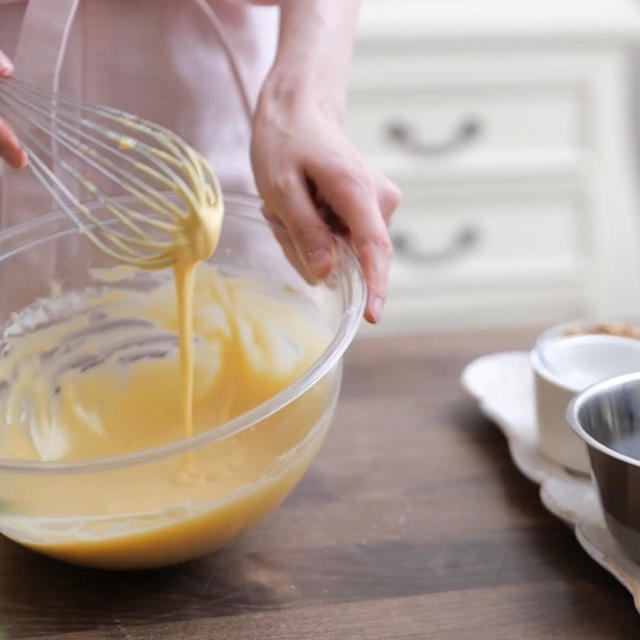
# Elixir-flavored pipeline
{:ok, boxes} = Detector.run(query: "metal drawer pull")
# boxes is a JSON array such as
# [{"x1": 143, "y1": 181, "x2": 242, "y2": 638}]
[
  {"x1": 391, "y1": 226, "x2": 480, "y2": 264},
  {"x1": 385, "y1": 118, "x2": 482, "y2": 156}
]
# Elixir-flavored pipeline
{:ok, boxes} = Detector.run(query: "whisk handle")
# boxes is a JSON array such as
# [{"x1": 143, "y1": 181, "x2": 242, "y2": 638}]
[{"x1": 193, "y1": 0, "x2": 254, "y2": 131}]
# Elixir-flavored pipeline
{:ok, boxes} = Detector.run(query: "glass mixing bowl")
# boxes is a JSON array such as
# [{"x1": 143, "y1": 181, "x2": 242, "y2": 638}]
[{"x1": 0, "y1": 191, "x2": 365, "y2": 569}]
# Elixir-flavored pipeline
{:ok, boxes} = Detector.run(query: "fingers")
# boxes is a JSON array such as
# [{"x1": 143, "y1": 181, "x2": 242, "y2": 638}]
[
  {"x1": 264, "y1": 170, "x2": 337, "y2": 280},
  {"x1": 309, "y1": 162, "x2": 396, "y2": 323},
  {"x1": 250, "y1": 104, "x2": 400, "y2": 324},
  {"x1": 262, "y1": 206, "x2": 318, "y2": 284},
  {"x1": 0, "y1": 50, "x2": 27, "y2": 169},
  {"x1": 0, "y1": 50, "x2": 14, "y2": 77},
  {"x1": 375, "y1": 171, "x2": 402, "y2": 225},
  {"x1": 0, "y1": 117, "x2": 27, "y2": 169}
]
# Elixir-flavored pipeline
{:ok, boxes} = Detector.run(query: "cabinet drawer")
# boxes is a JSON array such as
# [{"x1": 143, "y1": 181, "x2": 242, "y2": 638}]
[
  {"x1": 346, "y1": 83, "x2": 583, "y2": 164},
  {"x1": 388, "y1": 189, "x2": 584, "y2": 293}
]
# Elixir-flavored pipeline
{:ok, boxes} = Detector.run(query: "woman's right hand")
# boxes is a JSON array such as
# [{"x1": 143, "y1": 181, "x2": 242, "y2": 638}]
[{"x1": 0, "y1": 50, "x2": 27, "y2": 169}]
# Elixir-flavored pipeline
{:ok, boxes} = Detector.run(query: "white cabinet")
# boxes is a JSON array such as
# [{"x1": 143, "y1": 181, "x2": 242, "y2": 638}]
[{"x1": 348, "y1": 0, "x2": 640, "y2": 332}]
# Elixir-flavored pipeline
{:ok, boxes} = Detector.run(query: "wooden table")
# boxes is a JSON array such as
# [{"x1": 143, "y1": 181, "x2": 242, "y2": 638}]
[{"x1": 1, "y1": 330, "x2": 638, "y2": 639}]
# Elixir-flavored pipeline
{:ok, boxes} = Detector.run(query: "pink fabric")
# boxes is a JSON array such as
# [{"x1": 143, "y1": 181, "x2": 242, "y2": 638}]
[{"x1": 0, "y1": 0, "x2": 279, "y2": 225}]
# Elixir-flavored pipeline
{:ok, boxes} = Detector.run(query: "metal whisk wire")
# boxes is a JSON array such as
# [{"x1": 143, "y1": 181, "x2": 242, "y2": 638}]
[{"x1": 0, "y1": 76, "x2": 222, "y2": 269}]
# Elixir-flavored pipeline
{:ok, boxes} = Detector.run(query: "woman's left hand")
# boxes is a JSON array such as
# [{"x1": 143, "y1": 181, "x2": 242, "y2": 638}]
[{"x1": 251, "y1": 91, "x2": 401, "y2": 324}]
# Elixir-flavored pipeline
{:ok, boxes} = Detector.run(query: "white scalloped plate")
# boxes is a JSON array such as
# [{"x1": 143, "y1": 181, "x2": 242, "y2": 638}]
[{"x1": 461, "y1": 351, "x2": 640, "y2": 612}]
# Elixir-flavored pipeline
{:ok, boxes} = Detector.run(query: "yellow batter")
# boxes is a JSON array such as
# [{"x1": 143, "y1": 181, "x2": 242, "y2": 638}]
[{"x1": 0, "y1": 264, "x2": 336, "y2": 568}]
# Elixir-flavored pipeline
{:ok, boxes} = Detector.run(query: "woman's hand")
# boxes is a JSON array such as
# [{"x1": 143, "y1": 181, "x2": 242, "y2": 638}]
[
  {"x1": 251, "y1": 90, "x2": 400, "y2": 324},
  {"x1": 0, "y1": 50, "x2": 27, "y2": 169},
  {"x1": 250, "y1": 0, "x2": 401, "y2": 324}
]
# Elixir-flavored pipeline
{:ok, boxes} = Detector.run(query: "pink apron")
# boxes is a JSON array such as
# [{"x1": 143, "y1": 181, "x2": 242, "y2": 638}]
[{"x1": 0, "y1": 0, "x2": 279, "y2": 226}]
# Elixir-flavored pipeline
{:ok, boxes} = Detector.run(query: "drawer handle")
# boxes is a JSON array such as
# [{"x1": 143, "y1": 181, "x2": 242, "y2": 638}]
[
  {"x1": 391, "y1": 226, "x2": 480, "y2": 264},
  {"x1": 385, "y1": 118, "x2": 482, "y2": 156}
]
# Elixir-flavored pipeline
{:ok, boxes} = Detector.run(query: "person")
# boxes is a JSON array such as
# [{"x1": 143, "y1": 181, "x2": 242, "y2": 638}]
[{"x1": 0, "y1": 0, "x2": 400, "y2": 323}]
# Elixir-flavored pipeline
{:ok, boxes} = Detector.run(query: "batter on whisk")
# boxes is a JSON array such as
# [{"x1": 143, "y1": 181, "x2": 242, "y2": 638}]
[{"x1": 0, "y1": 75, "x2": 226, "y2": 439}]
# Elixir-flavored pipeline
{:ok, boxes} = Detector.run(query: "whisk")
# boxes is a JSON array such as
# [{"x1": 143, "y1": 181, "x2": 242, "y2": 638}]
[{"x1": 0, "y1": 76, "x2": 223, "y2": 269}]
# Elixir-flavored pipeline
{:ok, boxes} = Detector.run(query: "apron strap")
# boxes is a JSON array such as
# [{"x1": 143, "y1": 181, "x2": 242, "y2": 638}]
[
  {"x1": 1, "y1": 0, "x2": 80, "y2": 226},
  {"x1": 193, "y1": 0, "x2": 254, "y2": 129}
]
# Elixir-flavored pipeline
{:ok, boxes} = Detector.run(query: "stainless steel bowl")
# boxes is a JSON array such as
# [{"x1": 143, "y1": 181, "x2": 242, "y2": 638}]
[{"x1": 568, "y1": 372, "x2": 640, "y2": 561}]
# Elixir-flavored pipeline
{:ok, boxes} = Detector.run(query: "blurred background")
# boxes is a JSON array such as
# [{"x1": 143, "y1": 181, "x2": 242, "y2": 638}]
[{"x1": 348, "y1": 0, "x2": 640, "y2": 334}]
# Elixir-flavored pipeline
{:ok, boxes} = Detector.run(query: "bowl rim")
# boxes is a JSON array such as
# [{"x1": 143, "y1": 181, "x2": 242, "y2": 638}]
[
  {"x1": 534, "y1": 319, "x2": 640, "y2": 383},
  {"x1": 567, "y1": 371, "x2": 640, "y2": 468},
  {"x1": 531, "y1": 334, "x2": 640, "y2": 394},
  {"x1": 0, "y1": 190, "x2": 366, "y2": 475}
]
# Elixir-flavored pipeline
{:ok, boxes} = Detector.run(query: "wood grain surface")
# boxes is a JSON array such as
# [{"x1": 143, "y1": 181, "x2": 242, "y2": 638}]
[{"x1": 0, "y1": 329, "x2": 638, "y2": 639}]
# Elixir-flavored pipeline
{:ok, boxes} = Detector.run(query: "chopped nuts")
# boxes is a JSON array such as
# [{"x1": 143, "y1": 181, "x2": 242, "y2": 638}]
[{"x1": 564, "y1": 323, "x2": 640, "y2": 339}]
